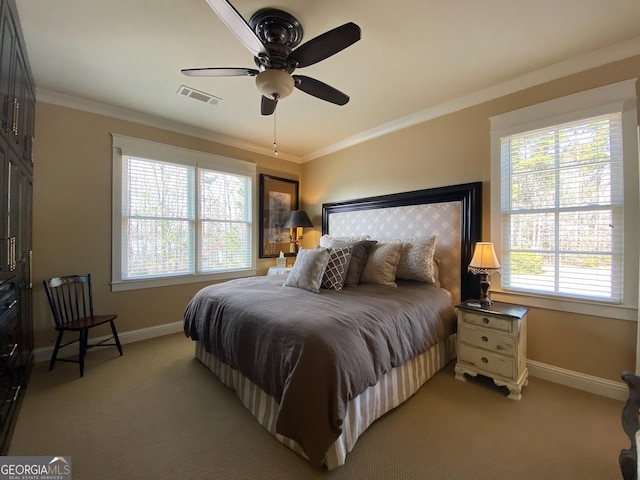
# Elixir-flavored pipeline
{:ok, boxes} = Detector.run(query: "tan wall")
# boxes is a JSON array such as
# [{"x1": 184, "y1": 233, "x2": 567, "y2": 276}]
[
  {"x1": 32, "y1": 102, "x2": 301, "y2": 349},
  {"x1": 301, "y1": 56, "x2": 640, "y2": 382},
  {"x1": 33, "y1": 55, "x2": 640, "y2": 382}
]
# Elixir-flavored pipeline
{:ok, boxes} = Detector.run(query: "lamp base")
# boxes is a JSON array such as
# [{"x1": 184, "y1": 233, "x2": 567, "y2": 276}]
[
  {"x1": 289, "y1": 231, "x2": 303, "y2": 253},
  {"x1": 478, "y1": 273, "x2": 493, "y2": 306}
]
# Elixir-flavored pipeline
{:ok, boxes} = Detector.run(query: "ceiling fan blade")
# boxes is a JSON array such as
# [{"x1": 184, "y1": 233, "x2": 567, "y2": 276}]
[
  {"x1": 261, "y1": 96, "x2": 277, "y2": 115},
  {"x1": 293, "y1": 75, "x2": 349, "y2": 106},
  {"x1": 289, "y1": 22, "x2": 361, "y2": 68},
  {"x1": 181, "y1": 67, "x2": 259, "y2": 77},
  {"x1": 204, "y1": 0, "x2": 269, "y2": 59}
]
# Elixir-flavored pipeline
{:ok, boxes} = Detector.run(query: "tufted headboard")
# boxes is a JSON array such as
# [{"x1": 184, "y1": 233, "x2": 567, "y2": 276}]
[{"x1": 322, "y1": 183, "x2": 482, "y2": 305}]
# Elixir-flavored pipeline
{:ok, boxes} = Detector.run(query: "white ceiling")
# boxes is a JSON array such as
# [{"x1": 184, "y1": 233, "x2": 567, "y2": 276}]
[{"x1": 15, "y1": 0, "x2": 640, "y2": 162}]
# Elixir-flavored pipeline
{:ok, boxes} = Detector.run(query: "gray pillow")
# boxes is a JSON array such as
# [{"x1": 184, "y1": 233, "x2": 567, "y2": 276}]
[
  {"x1": 360, "y1": 242, "x2": 403, "y2": 287},
  {"x1": 283, "y1": 247, "x2": 331, "y2": 293},
  {"x1": 319, "y1": 237, "x2": 377, "y2": 287}
]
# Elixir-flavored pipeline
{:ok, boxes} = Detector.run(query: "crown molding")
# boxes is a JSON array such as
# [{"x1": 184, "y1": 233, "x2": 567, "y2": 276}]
[
  {"x1": 36, "y1": 37, "x2": 640, "y2": 164},
  {"x1": 35, "y1": 89, "x2": 302, "y2": 163},
  {"x1": 302, "y1": 36, "x2": 640, "y2": 162}
]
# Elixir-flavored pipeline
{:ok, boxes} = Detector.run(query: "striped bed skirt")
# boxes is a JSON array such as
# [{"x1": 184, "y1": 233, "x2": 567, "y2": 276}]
[{"x1": 195, "y1": 333, "x2": 456, "y2": 469}]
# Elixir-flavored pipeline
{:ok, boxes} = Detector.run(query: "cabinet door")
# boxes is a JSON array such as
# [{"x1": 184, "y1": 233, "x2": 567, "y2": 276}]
[
  {"x1": 0, "y1": 147, "x2": 20, "y2": 283},
  {"x1": 19, "y1": 77, "x2": 33, "y2": 165},
  {"x1": 6, "y1": 149, "x2": 18, "y2": 257},
  {"x1": 0, "y1": 142, "x2": 9, "y2": 283},
  {"x1": 0, "y1": 0, "x2": 16, "y2": 138},
  {"x1": 7, "y1": 44, "x2": 25, "y2": 151},
  {"x1": 0, "y1": 0, "x2": 31, "y2": 160},
  {"x1": 0, "y1": 149, "x2": 32, "y2": 372},
  {"x1": 16, "y1": 166, "x2": 31, "y2": 369}
]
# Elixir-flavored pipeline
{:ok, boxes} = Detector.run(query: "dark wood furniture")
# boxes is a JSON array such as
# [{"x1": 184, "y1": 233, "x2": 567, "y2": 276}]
[
  {"x1": 0, "y1": 0, "x2": 34, "y2": 455},
  {"x1": 43, "y1": 275, "x2": 122, "y2": 377},
  {"x1": 620, "y1": 370, "x2": 640, "y2": 480}
]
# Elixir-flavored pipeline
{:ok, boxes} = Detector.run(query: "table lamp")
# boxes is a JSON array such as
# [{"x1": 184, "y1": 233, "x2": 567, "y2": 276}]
[
  {"x1": 468, "y1": 242, "x2": 501, "y2": 306},
  {"x1": 283, "y1": 210, "x2": 313, "y2": 253}
]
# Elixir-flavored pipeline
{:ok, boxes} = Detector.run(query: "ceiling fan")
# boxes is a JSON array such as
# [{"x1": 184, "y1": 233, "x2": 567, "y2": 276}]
[{"x1": 181, "y1": 0, "x2": 361, "y2": 115}]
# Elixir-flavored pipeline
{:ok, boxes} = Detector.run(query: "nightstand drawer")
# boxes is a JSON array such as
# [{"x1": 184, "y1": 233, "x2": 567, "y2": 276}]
[
  {"x1": 460, "y1": 311, "x2": 512, "y2": 333},
  {"x1": 458, "y1": 325, "x2": 515, "y2": 355},
  {"x1": 458, "y1": 344, "x2": 515, "y2": 379}
]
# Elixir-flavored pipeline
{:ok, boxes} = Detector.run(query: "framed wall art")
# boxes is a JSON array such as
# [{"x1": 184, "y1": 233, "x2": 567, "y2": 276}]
[{"x1": 259, "y1": 174, "x2": 299, "y2": 258}]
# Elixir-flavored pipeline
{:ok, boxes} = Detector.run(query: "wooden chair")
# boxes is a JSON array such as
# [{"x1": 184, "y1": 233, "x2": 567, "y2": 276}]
[
  {"x1": 620, "y1": 370, "x2": 640, "y2": 480},
  {"x1": 43, "y1": 274, "x2": 122, "y2": 377}
]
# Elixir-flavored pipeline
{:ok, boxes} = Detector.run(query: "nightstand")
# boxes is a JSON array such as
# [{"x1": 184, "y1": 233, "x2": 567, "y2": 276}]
[
  {"x1": 267, "y1": 266, "x2": 293, "y2": 276},
  {"x1": 454, "y1": 300, "x2": 529, "y2": 400}
]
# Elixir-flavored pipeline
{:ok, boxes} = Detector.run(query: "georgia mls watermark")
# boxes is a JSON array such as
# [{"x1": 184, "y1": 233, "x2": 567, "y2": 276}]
[{"x1": 0, "y1": 456, "x2": 71, "y2": 480}]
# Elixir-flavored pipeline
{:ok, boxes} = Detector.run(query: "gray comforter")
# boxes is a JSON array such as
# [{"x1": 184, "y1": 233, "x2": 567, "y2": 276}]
[{"x1": 183, "y1": 274, "x2": 456, "y2": 467}]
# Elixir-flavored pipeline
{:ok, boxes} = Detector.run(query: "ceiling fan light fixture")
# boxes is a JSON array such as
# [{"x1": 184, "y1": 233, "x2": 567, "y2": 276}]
[{"x1": 255, "y1": 69, "x2": 294, "y2": 100}]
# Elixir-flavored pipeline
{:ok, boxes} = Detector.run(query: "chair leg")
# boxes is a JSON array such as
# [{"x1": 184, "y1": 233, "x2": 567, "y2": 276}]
[
  {"x1": 49, "y1": 330, "x2": 64, "y2": 371},
  {"x1": 110, "y1": 320, "x2": 123, "y2": 356},
  {"x1": 79, "y1": 329, "x2": 87, "y2": 377}
]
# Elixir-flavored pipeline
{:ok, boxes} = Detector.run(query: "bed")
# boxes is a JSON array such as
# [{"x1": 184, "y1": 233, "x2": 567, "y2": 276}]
[{"x1": 184, "y1": 182, "x2": 482, "y2": 469}]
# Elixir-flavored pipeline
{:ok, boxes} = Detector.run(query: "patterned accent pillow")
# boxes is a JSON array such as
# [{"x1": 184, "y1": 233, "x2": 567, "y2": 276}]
[
  {"x1": 319, "y1": 237, "x2": 378, "y2": 287},
  {"x1": 395, "y1": 235, "x2": 438, "y2": 283},
  {"x1": 283, "y1": 248, "x2": 331, "y2": 294},
  {"x1": 322, "y1": 246, "x2": 353, "y2": 290},
  {"x1": 360, "y1": 242, "x2": 403, "y2": 287}
]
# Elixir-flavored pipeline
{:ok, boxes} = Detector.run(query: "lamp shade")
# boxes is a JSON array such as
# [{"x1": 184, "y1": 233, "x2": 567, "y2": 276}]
[
  {"x1": 255, "y1": 69, "x2": 295, "y2": 100},
  {"x1": 468, "y1": 242, "x2": 501, "y2": 274},
  {"x1": 283, "y1": 210, "x2": 313, "y2": 228}
]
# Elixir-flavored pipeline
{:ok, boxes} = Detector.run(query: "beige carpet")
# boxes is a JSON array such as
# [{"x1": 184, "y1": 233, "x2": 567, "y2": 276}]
[{"x1": 9, "y1": 333, "x2": 627, "y2": 480}]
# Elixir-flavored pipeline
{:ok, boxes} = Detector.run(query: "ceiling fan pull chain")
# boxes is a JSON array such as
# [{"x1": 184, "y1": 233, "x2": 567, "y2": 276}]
[{"x1": 273, "y1": 108, "x2": 278, "y2": 156}]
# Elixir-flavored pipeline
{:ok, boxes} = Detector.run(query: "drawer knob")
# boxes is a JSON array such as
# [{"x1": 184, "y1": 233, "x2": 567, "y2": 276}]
[
  {"x1": 481, "y1": 357, "x2": 489, "y2": 364},
  {"x1": 481, "y1": 336, "x2": 488, "y2": 343},
  {"x1": 482, "y1": 317, "x2": 489, "y2": 324}
]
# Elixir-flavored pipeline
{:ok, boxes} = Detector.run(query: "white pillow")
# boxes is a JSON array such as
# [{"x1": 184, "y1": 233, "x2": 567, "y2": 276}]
[{"x1": 319, "y1": 234, "x2": 370, "y2": 245}]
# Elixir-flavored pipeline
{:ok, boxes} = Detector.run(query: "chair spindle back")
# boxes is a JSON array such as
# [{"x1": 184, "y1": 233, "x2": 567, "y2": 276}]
[{"x1": 44, "y1": 274, "x2": 95, "y2": 328}]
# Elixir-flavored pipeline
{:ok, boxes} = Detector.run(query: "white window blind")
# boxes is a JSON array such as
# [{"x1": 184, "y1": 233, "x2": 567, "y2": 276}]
[
  {"x1": 112, "y1": 134, "x2": 256, "y2": 291},
  {"x1": 198, "y1": 168, "x2": 252, "y2": 272},
  {"x1": 123, "y1": 156, "x2": 194, "y2": 279},
  {"x1": 500, "y1": 114, "x2": 623, "y2": 302}
]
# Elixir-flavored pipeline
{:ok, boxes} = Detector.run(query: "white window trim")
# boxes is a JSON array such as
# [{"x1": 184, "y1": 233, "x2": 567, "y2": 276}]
[
  {"x1": 490, "y1": 79, "x2": 639, "y2": 321},
  {"x1": 111, "y1": 134, "x2": 257, "y2": 292}
]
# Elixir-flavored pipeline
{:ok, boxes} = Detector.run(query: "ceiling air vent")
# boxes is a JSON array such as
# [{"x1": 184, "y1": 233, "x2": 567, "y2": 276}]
[{"x1": 177, "y1": 85, "x2": 221, "y2": 106}]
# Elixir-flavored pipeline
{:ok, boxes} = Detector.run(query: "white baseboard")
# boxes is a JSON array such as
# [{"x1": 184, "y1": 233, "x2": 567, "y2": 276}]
[
  {"x1": 33, "y1": 324, "x2": 629, "y2": 401},
  {"x1": 33, "y1": 321, "x2": 184, "y2": 364},
  {"x1": 527, "y1": 359, "x2": 628, "y2": 401}
]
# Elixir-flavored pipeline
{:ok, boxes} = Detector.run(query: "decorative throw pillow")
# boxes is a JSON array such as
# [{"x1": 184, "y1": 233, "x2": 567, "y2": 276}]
[
  {"x1": 319, "y1": 237, "x2": 378, "y2": 287},
  {"x1": 319, "y1": 234, "x2": 370, "y2": 243},
  {"x1": 395, "y1": 235, "x2": 438, "y2": 283},
  {"x1": 433, "y1": 257, "x2": 441, "y2": 287},
  {"x1": 360, "y1": 242, "x2": 403, "y2": 287},
  {"x1": 322, "y1": 246, "x2": 353, "y2": 290},
  {"x1": 283, "y1": 248, "x2": 331, "y2": 294}
]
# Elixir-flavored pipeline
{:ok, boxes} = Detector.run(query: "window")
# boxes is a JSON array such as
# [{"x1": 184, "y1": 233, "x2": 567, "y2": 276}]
[
  {"x1": 112, "y1": 135, "x2": 256, "y2": 291},
  {"x1": 490, "y1": 79, "x2": 639, "y2": 319}
]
